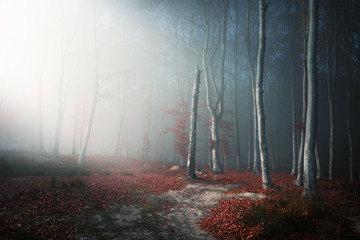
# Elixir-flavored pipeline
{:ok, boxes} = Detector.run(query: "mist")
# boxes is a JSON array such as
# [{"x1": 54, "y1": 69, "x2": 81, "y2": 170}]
[{"x1": 0, "y1": 0, "x2": 359, "y2": 177}]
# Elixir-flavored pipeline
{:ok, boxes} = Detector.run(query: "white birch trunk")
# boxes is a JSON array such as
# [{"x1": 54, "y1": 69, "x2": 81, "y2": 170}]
[
  {"x1": 302, "y1": 0, "x2": 318, "y2": 198},
  {"x1": 77, "y1": 72, "x2": 98, "y2": 166},
  {"x1": 187, "y1": 67, "x2": 201, "y2": 179},
  {"x1": 294, "y1": 11, "x2": 308, "y2": 186},
  {"x1": 256, "y1": 0, "x2": 271, "y2": 189}
]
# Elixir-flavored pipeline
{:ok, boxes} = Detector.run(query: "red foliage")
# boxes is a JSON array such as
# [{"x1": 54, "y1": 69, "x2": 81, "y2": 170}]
[
  {"x1": 295, "y1": 121, "x2": 306, "y2": 132},
  {"x1": 0, "y1": 160, "x2": 187, "y2": 239}
]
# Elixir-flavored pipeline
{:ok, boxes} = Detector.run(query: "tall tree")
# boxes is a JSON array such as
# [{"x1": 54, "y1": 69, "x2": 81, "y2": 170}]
[
  {"x1": 202, "y1": 0, "x2": 228, "y2": 174},
  {"x1": 245, "y1": 0, "x2": 259, "y2": 174},
  {"x1": 256, "y1": 0, "x2": 272, "y2": 189},
  {"x1": 187, "y1": 67, "x2": 201, "y2": 179},
  {"x1": 231, "y1": 0, "x2": 241, "y2": 172},
  {"x1": 294, "y1": 1, "x2": 308, "y2": 186},
  {"x1": 302, "y1": 0, "x2": 318, "y2": 198},
  {"x1": 324, "y1": 0, "x2": 337, "y2": 181},
  {"x1": 77, "y1": 0, "x2": 100, "y2": 166}
]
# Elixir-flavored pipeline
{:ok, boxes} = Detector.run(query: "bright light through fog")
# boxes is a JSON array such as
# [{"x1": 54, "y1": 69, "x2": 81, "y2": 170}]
[{"x1": 0, "y1": 0, "x2": 177, "y2": 156}]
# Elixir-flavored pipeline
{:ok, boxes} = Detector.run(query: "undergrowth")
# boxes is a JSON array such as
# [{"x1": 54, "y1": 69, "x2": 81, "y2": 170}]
[{"x1": 240, "y1": 192, "x2": 354, "y2": 239}]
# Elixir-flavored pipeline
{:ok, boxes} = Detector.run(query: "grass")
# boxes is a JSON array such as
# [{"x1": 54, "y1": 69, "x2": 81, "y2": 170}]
[{"x1": 240, "y1": 192, "x2": 355, "y2": 239}]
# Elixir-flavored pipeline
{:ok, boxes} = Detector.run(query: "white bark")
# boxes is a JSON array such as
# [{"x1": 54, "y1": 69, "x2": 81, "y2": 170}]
[
  {"x1": 202, "y1": 0, "x2": 228, "y2": 174},
  {"x1": 256, "y1": 0, "x2": 271, "y2": 189},
  {"x1": 302, "y1": 0, "x2": 318, "y2": 198},
  {"x1": 77, "y1": 75, "x2": 98, "y2": 166},
  {"x1": 294, "y1": 7, "x2": 308, "y2": 186},
  {"x1": 187, "y1": 67, "x2": 201, "y2": 179},
  {"x1": 77, "y1": 1, "x2": 99, "y2": 167}
]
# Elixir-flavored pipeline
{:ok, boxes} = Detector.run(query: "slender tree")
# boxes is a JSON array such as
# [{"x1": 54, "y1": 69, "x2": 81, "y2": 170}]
[
  {"x1": 324, "y1": 0, "x2": 337, "y2": 181},
  {"x1": 256, "y1": 0, "x2": 272, "y2": 189},
  {"x1": 294, "y1": 1, "x2": 308, "y2": 186},
  {"x1": 77, "y1": 0, "x2": 100, "y2": 166},
  {"x1": 245, "y1": 0, "x2": 259, "y2": 174},
  {"x1": 202, "y1": 0, "x2": 228, "y2": 174},
  {"x1": 302, "y1": 0, "x2": 318, "y2": 198},
  {"x1": 187, "y1": 67, "x2": 201, "y2": 179}
]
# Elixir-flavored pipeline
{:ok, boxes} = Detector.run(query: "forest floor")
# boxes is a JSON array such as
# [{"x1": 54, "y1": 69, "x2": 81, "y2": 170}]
[{"x1": 1, "y1": 153, "x2": 360, "y2": 239}]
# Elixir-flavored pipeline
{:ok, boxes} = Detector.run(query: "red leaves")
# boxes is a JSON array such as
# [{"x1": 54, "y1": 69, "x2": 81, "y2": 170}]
[{"x1": 0, "y1": 162, "x2": 187, "y2": 239}]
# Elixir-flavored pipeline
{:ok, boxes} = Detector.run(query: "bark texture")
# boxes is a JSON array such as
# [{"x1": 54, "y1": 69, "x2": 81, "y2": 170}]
[
  {"x1": 256, "y1": 0, "x2": 272, "y2": 189},
  {"x1": 187, "y1": 67, "x2": 201, "y2": 179},
  {"x1": 302, "y1": 0, "x2": 318, "y2": 198}
]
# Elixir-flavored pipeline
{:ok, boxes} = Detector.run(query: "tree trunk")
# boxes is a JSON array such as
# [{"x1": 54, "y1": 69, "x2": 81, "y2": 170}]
[
  {"x1": 187, "y1": 67, "x2": 201, "y2": 179},
  {"x1": 233, "y1": 3, "x2": 241, "y2": 171},
  {"x1": 202, "y1": 0, "x2": 228, "y2": 174},
  {"x1": 38, "y1": 74, "x2": 43, "y2": 153},
  {"x1": 246, "y1": 0, "x2": 259, "y2": 174},
  {"x1": 247, "y1": 98, "x2": 252, "y2": 171},
  {"x1": 344, "y1": 50, "x2": 353, "y2": 182},
  {"x1": 290, "y1": 50, "x2": 297, "y2": 176},
  {"x1": 77, "y1": 72, "x2": 98, "y2": 166},
  {"x1": 315, "y1": 136, "x2": 321, "y2": 180},
  {"x1": 302, "y1": 0, "x2": 318, "y2": 198},
  {"x1": 294, "y1": 8, "x2": 308, "y2": 187},
  {"x1": 324, "y1": 0, "x2": 337, "y2": 181},
  {"x1": 256, "y1": 0, "x2": 272, "y2": 189}
]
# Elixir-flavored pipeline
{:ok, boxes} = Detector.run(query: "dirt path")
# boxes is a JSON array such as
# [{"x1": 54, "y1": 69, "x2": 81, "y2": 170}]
[{"x1": 74, "y1": 182, "x2": 267, "y2": 240}]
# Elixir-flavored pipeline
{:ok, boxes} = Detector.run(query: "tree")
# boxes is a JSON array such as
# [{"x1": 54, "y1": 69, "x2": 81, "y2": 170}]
[
  {"x1": 302, "y1": 0, "x2": 318, "y2": 198},
  {"x1": 187, "y1": 67, "x2": 201, "y2": 179},
  {"x1": 256, "y1": 0, "x2": 272, "y2": 189},
  {"x1": 231, "y1": 0, "x2": 241, "y2": 172},
  {"x1": 324, "y1": 0, "x2": 338, "y2": 181},
  {"x1": 77, "y1": 0, "x2": 100, "y2": 167},
  {"x1": 245, "y1": 0, "x2": 259, "y2": 174},
  {"x1": 202, "y1": 0, "x2": 228, "y2": 174},
  {"x1": 294, "y1": 1, "x2": 308, "y2": 186}
]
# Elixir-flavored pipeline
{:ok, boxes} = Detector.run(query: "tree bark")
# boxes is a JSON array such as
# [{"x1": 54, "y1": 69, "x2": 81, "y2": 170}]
[
  {"x1": 246, "y1": 0, "x2": 259, "y2": 174},
  {"x1": 77, "y1": 68, "x2": 98, "y2": 166},
  {"x1": 344, "y1": 49, "x2": 353, "y2": 182},
  {"x1": 233, "y1": 2, "x2": 241, "y2": 172},
  {"x1": 187, "y1": 67, "x2": 201, "y2": 179},
  {"x1": 256, "y1": 0, "x2": 271, "y2": 189},
  {"x1": 294, "y1": 6, "x2": 308, "y2": 187},
  {"x1": 202, "y1": 0, "x2": 228, "y2": 174},
  {"x1": 302, "y1": 0, "x2": 318, "y2": 198},
  {"x1": 324, "y1": 0, "x2": 337, "y2": 181}
]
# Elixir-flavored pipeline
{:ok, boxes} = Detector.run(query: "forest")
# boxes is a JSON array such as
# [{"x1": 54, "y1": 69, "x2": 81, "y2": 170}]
[{"x1": 0, "y1": 0, "x2": 360, "y2": 239}]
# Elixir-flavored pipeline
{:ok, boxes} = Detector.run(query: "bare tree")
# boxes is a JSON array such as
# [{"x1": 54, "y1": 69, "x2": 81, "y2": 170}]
[
  {"x1": 324, "y1": 0, "x2": 337, "y2": 181},
  {"x1": 245, "y1": 0, "x2": 260, "y2": 174},
  {"x1": 187, "y1": 67, "x2": 201, "y2": 179},
  {"x1": 294, "y1": 1, "x2": 308, "y2": 186},
  {"x1": 302, "y1": 0, "x2": 318, "y2": 199},
  {"x1": 202, "y1": 0, "x2": 228, "y2": 174},
  {"x1": 256, "y1": 0, "x2": 272, "y2": 189},
  {"x1": 77, "y1": 0, "x2": 100, "y2": 166}
]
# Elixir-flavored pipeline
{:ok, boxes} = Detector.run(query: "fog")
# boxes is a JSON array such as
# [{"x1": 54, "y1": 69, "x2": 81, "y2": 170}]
[{"x1": 0, "y1": 0, "x2": 359, "y2": 176}]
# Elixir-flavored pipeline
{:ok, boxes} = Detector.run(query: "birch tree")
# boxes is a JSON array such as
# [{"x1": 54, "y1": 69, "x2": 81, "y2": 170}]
[
  {"x1": 294, "y1": 1, "x2": 308, "y2": 186},
  {"x1": 302, "y1": 0, "x2": 318, "y2": 198},
  {"x1": 202, "y1": 0, "x2": 228, "y2": 174},
  {"x1": 256, "y1": 0, "x2": 272, "y2": 189},
  {"x1": 77, "y1": 1, "x2": 100, "y2": 166},
  {"x1": 187, "y1": 67, "x2": 201, "y2": 179}
]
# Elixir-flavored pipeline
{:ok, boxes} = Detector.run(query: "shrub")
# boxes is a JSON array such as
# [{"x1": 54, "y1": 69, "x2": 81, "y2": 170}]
[{"x1": 240, "y1": 192, "x2": 354, "y2": 239}]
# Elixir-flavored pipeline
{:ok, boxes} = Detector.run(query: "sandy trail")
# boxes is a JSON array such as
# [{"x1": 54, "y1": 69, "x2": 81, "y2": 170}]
[{"x1": 74, "y1": 181, "x2": 267, "y2": 240}]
